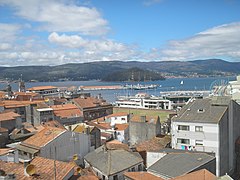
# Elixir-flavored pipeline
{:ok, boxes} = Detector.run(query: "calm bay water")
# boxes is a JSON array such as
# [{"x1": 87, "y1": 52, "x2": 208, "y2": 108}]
[{"x1": 0, "y1": 76, "x2": 236, "y2": 103}]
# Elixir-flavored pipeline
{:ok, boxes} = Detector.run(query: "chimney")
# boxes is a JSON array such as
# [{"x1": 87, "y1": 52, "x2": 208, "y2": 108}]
[{"x1": 140, "y1": 115, "x2": 146, "y2": 123}]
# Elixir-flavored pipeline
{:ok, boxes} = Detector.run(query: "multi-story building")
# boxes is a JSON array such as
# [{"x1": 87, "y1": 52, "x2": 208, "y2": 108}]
[
  {"x1": 72, "y1": 94, "x2": 113, "y2": 121},
  {"x1": 27, "y1": 86, "x2": 59, "y2": 97},
  {"x1": 115, "y1": 93, "x2": 172, "y2": 110},
  {"x1": 171, "y1": 96, "x2": 240, "y2": 176}
]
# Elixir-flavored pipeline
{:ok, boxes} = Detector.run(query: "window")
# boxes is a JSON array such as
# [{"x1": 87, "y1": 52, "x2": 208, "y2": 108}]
[
  {"x1": 138, "y1": 164, "x2": 142, "y2": 171},
  {"x1": 121, "y1": 118, "x2": 125, "y2": 121},
  {"x1": 102, "y1": 175, "x2": 105, "y2": 180},
  {"x1": 178, "y1": 125, "x2": 189, "y2": 131},
  {"x1": 195, "y1": 126, "x2": 203, "y2": 132},
  {"x1": 131, "y1": 167, "x2": 135, "y2": 172},
  {"x1": 177, "y1": 138, "x2": 190, "y2": 144},
  {"x1": 195, "y1": 140, "x2": 203, "y2": 146},
  {"x1": 113, "y1": 175, "x2": 118, "y2": 180}
]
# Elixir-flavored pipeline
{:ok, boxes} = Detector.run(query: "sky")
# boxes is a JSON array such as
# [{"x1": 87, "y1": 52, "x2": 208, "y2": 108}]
[{"x1": 0, "y1": 0, "x2": 240, "y2": 66}]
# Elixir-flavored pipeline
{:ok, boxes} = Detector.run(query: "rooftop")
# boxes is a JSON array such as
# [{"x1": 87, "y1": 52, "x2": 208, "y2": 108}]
[
  {"x1": 130, "y1": 115, "x2": 160, "y2": 124},
  {"x1": 73, "y1": 96, "x2": 110, "y2": 109},
  {"x1": 0, "y1": 156, "x2": 75, "y2": 179},
  {"x1": 21, "y1": 126, "x2": 66, "y2": 148},
  {"x1": 27, "y1": 86, "x2": 58, "y2": 91},
  {"x1": 124, "y1": 172, "x2": 164, "y2": 180},
  {"x1": 0, "y1": 111, "x2": 21, "y2": 122},
  {"x1": 172, "y1": 98, "x2": 229, "y2": 123},
  {"x1": 0, "y1": 100, "x2": 44, "y2": 108},
  {"x1": 136, "y1": 136, "x2": 171, "y2": 152},
  {"x1": 51, "y1": 104, "x2": 82, "y2": 118},
  {"x1": 148, "y1": 152, "x2": 215, "y2": 178},
  {"x1": 84, "y1": 146, "x2": 143, "y2": 176},
  {"x1": 171, "y1": 169, "x2": 216, "y2": 180}
]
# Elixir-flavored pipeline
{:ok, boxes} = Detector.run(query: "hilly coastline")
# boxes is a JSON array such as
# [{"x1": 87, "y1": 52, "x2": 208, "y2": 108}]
[{"x1": 0, "y1": 59, "x2": 238, "y2": 82}]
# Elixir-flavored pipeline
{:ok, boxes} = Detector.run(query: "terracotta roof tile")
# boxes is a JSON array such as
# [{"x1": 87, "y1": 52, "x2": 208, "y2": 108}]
[
  {"x1": 51, "y1": 104, "x2": 82, "y2": 118},
  {"x1": 0, "y1": 111, "x2": 20, "y2": 122},
  {"x1": 0, "y1": 148, "x2": 13, "y2": 156},
  {"x1": 0, "y1": 156, "x2": 75, "y2": 179},
  {"x1": 73, "y1": 97, "x2": 110, "y2": 109},
  {"x1": 171, "y1": 169, "x2": 216, "y2": 180},
  {"x1": 115, "y1": 124, "x2": 129, "y2": 131},
  {"x1": 106, "y1": 140, "x2": 129, "y2": 151},
  {"x1": 0, "y1": 127, "x2": 8, "y2": 132},
  {"x1": 27, "y1": 86, "x2": 58, "y2": 91},
  {"x1": 22, "y1": 127, "x2": 66, "y2": 148},
  {"x1": 0, "y1": 100, "x2": 45, "y2": 108},
  {"x1": 130, "y1": 115, "x2": 159, "y2": 124},
  {"x1": 136, "y1": 136, "x2": 171, "y2": 152},
  {"x1": 124, "y1": 172, "x2": 164, "y2": 180}
]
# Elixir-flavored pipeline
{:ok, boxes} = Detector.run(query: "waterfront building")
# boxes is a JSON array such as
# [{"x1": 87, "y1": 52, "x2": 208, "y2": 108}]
[
  {"x1": 171, "y1": 96, "x2": 240, "y2": 176},
  {"x1": 27, "y1": 86, "x2": 59, "y2": 97},
  {"x1": 115, "y1": 93, "x2": 172, "y2": 110}
]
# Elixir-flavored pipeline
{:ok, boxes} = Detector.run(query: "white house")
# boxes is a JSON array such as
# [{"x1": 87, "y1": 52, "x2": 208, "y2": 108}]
[
  {"x1": 171, "y1": 96, "x2": 240, "y2": 176},
  {"x1": 84, "y1": 145, "x2": 144, "y2": 180},
  {"x1": 16, "y1": 126, "x2": 90, "y2": 165}
]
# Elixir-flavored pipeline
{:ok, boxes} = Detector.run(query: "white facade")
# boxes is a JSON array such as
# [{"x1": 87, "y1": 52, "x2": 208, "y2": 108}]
[
  {"x1": 171, "y1": 121, "x2": 220, "y2": 175},
  {"x1": 40, "y1": 131, "x2": 90, "y2": 165},
  {"x1": 106, "y1": 115, "x2": 128, "y2": 124},
  {"x1": 115, "y1": 93, "x2": 172, "y2": 110}
]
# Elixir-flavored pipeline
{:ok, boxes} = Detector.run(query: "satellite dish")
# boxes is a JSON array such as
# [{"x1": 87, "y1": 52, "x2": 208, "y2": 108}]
[
  {"x1": 72, "y1": 154, "x2": 78, "y2": 161},
  {"x1": 25, "y1": 164, "x2": 36, "y2": 176},
  {"x1": 76, "y1": 167, "x2": 81, "y2": 174}
]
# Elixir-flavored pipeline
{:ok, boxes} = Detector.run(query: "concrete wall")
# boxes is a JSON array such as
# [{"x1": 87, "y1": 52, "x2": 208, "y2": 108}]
[
  {"x1": 129, "y1": 121, "x2": 159, "y2": 145},
  {"x1": 40, "y1": 131, "x2": 90, "y2": 166}
]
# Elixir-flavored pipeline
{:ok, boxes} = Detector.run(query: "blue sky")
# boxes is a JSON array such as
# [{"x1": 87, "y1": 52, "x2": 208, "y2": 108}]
[{"x1": 0, "y1": 0, "x2": 240, "y2": 66}]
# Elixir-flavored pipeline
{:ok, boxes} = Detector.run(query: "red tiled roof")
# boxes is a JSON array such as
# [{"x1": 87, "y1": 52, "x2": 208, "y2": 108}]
[
  {"x1": 0, "y1": 111, "x2": 20, "y2": 122},
  {"x1": 130, "y1": 115, "x2": 159, "y2": 124},
  {"x1": 136, "y1": 136, "x2": 171, "y2": 152},
  {"x1": 115, "y1": 124, "x2": 129, "y2": 131},
  {"x1": 73, "y1": 97, "x2": 110, "y2": 109},
  {"x1": 51, "y1": 104, "x2": 82, "y2": 118},
  {"x1": 27, "y1": 86, "x2": 58, "y2": 91},
  {"x1": 0, "y1": 100, "x2": 45, "y2": 108},
  {"x1": 106, "y1": 140, "x2": 129, "y2": 151},
  {"x1": 124, "y1": 172, "x2": 164, "y2": 180},
  {"x1": 0, "y1": 156, "x2": 75, "y2": 179},
  {"x1": 22, "y1": 127, "x2": 66, "y2": 148},
  {"x1": 171, "y1": 169, "x2": 216, "y2": 180},
  {"x1": 0, "y1": 127, "x2": 8, "y2": 132},
  {"x1": 0, "y1": 148, "x2": 13, "y2": 156}
]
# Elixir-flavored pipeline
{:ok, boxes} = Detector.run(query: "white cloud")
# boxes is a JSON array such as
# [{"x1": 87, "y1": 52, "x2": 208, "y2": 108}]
[
  {"x1": 0, "y1": 23, "x2": 21, "y2": 42},
  {"x1": 0, "y1": 0, "x2": 109, "y2": 35},
  {"x1": 48, "y1": 32, "x2": 127, "y2": 52},
  {"x1": 158, "y1": 22, "x2": 240, "y2": 61}
]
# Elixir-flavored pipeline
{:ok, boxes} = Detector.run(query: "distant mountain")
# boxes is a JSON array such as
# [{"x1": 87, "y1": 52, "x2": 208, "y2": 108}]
[
  {"x1": 101, "y1": 67, "x2": 165, "y2": 81},
  {"x1": 0, "y1": 59, "x2": 239, "y2": 82}
]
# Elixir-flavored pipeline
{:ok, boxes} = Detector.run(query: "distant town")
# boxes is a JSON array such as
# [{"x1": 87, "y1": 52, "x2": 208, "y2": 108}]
[{"x1": 0, "y1": 75, "x2": 240, "y2": 179}]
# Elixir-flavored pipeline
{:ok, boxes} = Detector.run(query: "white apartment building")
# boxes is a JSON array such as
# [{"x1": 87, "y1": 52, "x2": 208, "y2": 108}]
[
  {"x1": 115, "y1": 93, "x2": 172, "y2": 110},
  {"x1": 171, "y1": 97, "x2": 240, "y2": 176}
]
